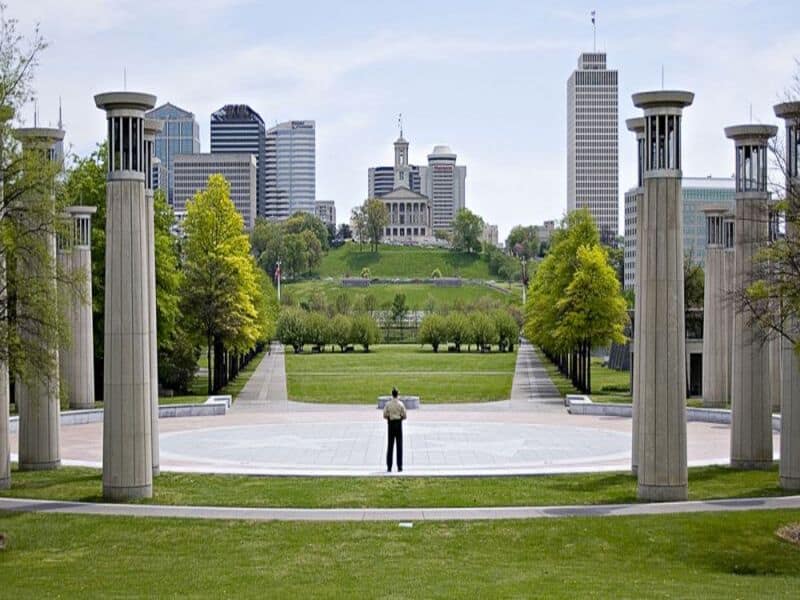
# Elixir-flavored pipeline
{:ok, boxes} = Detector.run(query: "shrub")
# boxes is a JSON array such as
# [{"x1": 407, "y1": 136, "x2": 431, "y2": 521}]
[
  {"x1": 391, "y1": 293, "x2": 407, "y2": 322},
  {"x1": 334, "y1": 292, "x2": 351, "y2": 316},
  {"x1": 360, "y1": 267, "x2": 371, "y2": 278},
  {"x1": 493, "y1": 310, "x2": 519, "y2": 352},
  {"x1": 419, "y1": 314, "x2": 448, "y2": 352},
  {"x1": 276, "y1": 308, "x2": 306, "y2": 353},
  {"x1": 304, "y1": 312, "x2": 331, "y2": 350},
  {"x1": 446, "y1": 312, "x2": 469, "y2": 352},
  {"x1": 330, "y1": 314, "x2": 354, "y2": 352},
  {"x1": 351, "y1": 313, "x2": 380, "y2": 352},
  {"x1": 431, "y1": 268, "x2": 442, "y2": 279},
  {"x1": 158, "y1": 327, "x2": 200, "y2": 393}
]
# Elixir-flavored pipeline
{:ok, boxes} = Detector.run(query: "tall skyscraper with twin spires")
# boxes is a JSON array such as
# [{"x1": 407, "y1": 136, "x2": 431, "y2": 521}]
[{"x1": 566, "y1": 51, "x2": 619, "y2": 240}]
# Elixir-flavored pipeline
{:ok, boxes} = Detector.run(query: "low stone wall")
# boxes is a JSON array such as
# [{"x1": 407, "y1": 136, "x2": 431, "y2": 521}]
[
  {"x1": 8, "y1": 402, "x2": 226, "y2": 433},
  {"x1": 377, "y1": 396, "x2": 420, "y2": 410},
  {"x1": 566, "y1": 397, "x2": 781, "y2": 432}
]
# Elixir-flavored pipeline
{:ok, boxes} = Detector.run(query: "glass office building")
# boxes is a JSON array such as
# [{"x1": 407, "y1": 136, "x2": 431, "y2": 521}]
[{"x1": 145, "y1": 103, "x2": 200, "y2": 205}]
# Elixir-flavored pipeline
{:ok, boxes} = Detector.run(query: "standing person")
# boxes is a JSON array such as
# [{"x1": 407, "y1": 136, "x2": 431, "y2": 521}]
[{"x1": 383, "y1": 387, "x2": 407, "y2": 472}]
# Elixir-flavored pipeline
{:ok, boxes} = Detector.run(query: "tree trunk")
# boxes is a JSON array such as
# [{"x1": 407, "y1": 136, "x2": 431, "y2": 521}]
[
  {"x1": 206, "y1": 337, "x2": 212, "y2": 395},
  {"x1": 586, "y1": 342, "x2": 592, "y2": 394}
]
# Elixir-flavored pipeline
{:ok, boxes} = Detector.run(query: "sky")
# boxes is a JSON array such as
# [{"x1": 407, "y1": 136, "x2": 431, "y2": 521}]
[{"x1": 7, "y1": 0, "x2": 800, "y2": 240}]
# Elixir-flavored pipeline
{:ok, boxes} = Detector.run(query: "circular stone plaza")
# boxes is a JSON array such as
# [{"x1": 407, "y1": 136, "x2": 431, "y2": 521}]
[{"x1": 9, "y1": 343, "x2": 778, "y2": 477}]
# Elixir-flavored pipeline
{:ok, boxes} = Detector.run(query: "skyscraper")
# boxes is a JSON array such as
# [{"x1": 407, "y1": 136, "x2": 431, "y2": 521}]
[
  {"x1": 264, "y1": 120, "x2": 316, "y2": 220},
  {"x1": 145, "y1": 103, "x2": 200, "y2": 205},
  {"x1": 567, "y1": 52, "x2": 619, "y2": 240},
  {"x1": 210, "y1": 104, "x2": 266, "y2": 216},
  {"x1": 419, "y1": 145, "x2": 466, "y2": 232}
]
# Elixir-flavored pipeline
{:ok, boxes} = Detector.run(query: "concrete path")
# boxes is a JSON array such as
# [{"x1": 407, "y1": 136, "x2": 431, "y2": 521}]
[
  {"x1": 2, "y1": 495, "x2": 799, "y2": 522},
  {"x1": 232, "y1": 342, "x2": 288, "y2": 410},
  {"x1": 510, "y1": 340, "x2": 562, "y2": 411}
]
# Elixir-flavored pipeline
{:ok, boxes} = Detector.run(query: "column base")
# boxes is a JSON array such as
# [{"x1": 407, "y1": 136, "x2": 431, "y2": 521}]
[
  {"x1": 780, "y1": 475, "x2": 800, "y2": 491},
  {"x1": 103, "y1": 483, "x2": 153, "y2": 501},
  {"x1": 631, "y1": 465, "x2": 638, "y2": 477},
  {"x1": 637, "y1": 483, "x2": 687, "y2": 502},
  {"x1": 19, "y1": 459, "x2": 61, "y2": 472},
  {"x1": 0, "y1": 476, "x2": 9, "y2": 490},
  {"x1": 152, "y1": 466, "x2": 160, "y2": 477},
  {"x1": 731, "y1": 459, "x2": 773, "y2": 470}
]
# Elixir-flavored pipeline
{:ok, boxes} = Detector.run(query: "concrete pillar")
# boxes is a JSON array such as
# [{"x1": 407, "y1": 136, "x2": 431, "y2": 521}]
[
  {"x1": 774, "y1": 101, "x2": 800, "y2": 489},
  {"x1": 633, "y1": 90, "x2": 693, "y2": 502},
  {"x1": 701, "y1": 207, "x2": 733, "y2": 408},
  {"x1": 95, "y1": 91, "x2": 156, "y2": 500},
  {"x1": 60, "y1": 207, "x2": 97, "y2": 409},
  {"x1": 15, "y1": 127, "x2": 65, "y2": 471},
  {"x1": 0, "y1": 104, "x2": 12, "y2": 489},
  {"x1": 143, "y1": 118, "x2": 162, "y2": 477},
  {"x1": 726, "y1": 124, "x2": 777, "y2": 470},
  {"x1": 626, "y1": 116, "x2": 645, "y2": 476},
  {"x1": 722, "y1": 214, "x2": 735, "y2": 403}
]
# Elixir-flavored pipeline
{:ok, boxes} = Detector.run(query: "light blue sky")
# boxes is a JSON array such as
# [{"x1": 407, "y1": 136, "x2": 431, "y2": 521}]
[{"x1": 10, "y1": 0, "x2": 800, "y2": 239}]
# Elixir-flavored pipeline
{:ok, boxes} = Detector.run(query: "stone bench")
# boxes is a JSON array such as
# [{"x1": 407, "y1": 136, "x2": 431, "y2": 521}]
[{"x1": 377, "y1": 396, "x2": 420, "y2": 410}]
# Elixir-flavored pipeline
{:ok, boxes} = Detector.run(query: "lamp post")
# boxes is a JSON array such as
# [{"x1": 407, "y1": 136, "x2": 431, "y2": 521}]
[
  {"x1": 520, "y1": 256, "x2": 528, "y2": 305},
  {"x1": 276, "y1": 259, "x2": 282, "y2": 303}
]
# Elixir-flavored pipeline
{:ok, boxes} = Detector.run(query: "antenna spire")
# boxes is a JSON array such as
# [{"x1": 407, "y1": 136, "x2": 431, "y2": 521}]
[
  {"x1": 398, "y1": 113, "x2": 403, "y2": 138},
  {"x1": 58, "y1": 96, "x2": 63, "y2": 129},
  {"x1": 591, "y1": 10, "x2": 596, "y2": 53}
]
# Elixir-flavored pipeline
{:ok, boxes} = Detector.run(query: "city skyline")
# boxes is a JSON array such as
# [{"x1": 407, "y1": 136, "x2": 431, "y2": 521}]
[{"x1": 9, "y1": 0, "x2": 800, "y2": 239}]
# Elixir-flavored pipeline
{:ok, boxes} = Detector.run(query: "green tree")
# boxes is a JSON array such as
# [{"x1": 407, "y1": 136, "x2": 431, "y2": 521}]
[
  {"x1": 506, "y1": 225, "x2": 539, "y2": 260},
  {"x1": 493, "y1": 310, "x2": 519, "y2": 352},
  {"x1": 250, "y1": 218, "x2": 283, "y2": 278},
  {"x1": 277, "y1": 307, "x2": 306, "y2": 353},
  {"x1": 363, "y1": 198, "x2": 389, "y2": 252},
  {"x1": 554, "y1": 244, "x2": 628, "y2": 392},
  {"x1": 330, "y1": 314, "x2": 353, "y2": 352},
  {"x1": 684, "y1": 250, "x2": 705, "y2": 309},
  {"x1": 351, "y1": 205, "x2": 367, "y2": 251},
  {"x1": 419, "y1": 314, "x2": 447, "y2": 352},
  {"x1": 452, "y1": 208, "x2": 484, "y2": 254},
  {"x1": 390, "y1": 292, "x2": 407, "y2": 323},
  {"x1": 284, "y1": 211, "x2": 329, "y2": 250},
  {"x1": 304, "y1": 312, "x2": 331, "y2": 350},
  {"x1": 351, "y1": 313, "x2": 380, "y2": 352},
  {"x1": 333, "y1": 292, "x2": 351, "y2": 316},
  {"x1": 446, "y1": 312, "x2": 469, "y2": 352},
  {"x1": 470, "y1": 313, "x2": 498, "y2": 350},
  {"x1": 180, "y1": 174, "x2": 266, "y2": 393}
]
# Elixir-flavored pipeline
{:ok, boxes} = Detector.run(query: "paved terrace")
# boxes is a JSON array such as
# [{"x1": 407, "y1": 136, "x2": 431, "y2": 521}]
[{"x1": 6, "y1": 341, "x2": 780, "y2": 476}]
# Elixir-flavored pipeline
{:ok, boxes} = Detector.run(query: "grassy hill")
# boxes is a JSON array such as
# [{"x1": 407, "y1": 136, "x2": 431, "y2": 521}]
[
  {"x1": 282, "y1": 280, "x2": 521, "y2": 310},
  {"x1": 318, "y1": 242, "x2": 493, "y2": 279}
]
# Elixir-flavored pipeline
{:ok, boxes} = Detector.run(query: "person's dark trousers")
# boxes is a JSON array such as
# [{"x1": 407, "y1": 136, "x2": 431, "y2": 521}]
[{"x1": 386, "y1": 420, "x2": 403, "y2": 471}]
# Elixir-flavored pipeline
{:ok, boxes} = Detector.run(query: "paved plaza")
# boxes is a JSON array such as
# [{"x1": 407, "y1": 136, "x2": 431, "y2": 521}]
[{"x1": 8, "y1": 341, "x2": 778, "y2": 476}]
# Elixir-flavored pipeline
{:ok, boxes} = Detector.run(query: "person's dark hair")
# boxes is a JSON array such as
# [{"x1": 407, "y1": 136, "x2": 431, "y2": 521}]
[{"x1": 391, "y1": 387, "x2": 398, "y2": 398}]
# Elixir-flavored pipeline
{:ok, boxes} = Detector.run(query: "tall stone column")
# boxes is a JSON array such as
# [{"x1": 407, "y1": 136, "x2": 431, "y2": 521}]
[
  {"x1": 95, "y1": 92, "x2": 156, "y2": 500},
  {"x1": 701, "y1": 207, "x2": 733, "y2": 408},
  {"x1": 774, "y1": 101, "x2": 800, "y2": 489},
  {"x1": 626, "y1": 116, "x2": 645, "y2": 476},
  {"x1": 726, "y1": 124, "x2": 777, "y2": 470},
  {"x1": 143, "y1": 118, "x2": 162, "y2": 477},
  {"x1": 0, "y1": 105, "x2": 12, "y2": 489},
  {"x1": 633, "y1": 91, "x2": 693, "y2": 502},
  {"x1": 15, "y1": 127, "x2": 65, "y2": 471},
  {"x1": 60, "y1": 207, "x2": 97, "y2": 409}
]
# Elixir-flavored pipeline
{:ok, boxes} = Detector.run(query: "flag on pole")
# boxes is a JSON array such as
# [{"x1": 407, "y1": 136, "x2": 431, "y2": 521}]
[
  {"x1": 275, "y1": 263, "x2": 281, "y2": 282},
  {"x1": 591, "y1": 10, "x2": 596, "y2": 25}
]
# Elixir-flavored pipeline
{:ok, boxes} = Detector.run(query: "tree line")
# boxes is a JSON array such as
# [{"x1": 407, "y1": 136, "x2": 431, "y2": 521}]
[{"x1": 524, "y1": 210, "x2": 628, "y2": 393}]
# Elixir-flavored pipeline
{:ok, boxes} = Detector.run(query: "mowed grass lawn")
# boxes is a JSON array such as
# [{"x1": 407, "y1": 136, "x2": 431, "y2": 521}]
[
  {"x1": 283, "y1": 280, "x2": 519, "y2": 310},
  {"x1": 2, "y1": 511, "x2": 800, "y2": 598},
  {"x1": 0, "y1": 464, "x2": 791, "y2": 508},
  {"x1": 319, "y1": 241, "x2": 494, "y2": 279},
  {"x1": 285, "y1": 344, "x2": 517, "y2": 403}
]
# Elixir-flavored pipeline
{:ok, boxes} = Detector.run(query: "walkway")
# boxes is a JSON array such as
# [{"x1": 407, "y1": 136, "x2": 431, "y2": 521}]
[
  {"x1": 510, "y1": 340, "x2": 562, "y2": 411},
  {"x1": 2, "y1": 495, "x2": 799, "y2": 522},
  {"x1": 233, "y1": 342, "x2": 288, "y2": 410}
]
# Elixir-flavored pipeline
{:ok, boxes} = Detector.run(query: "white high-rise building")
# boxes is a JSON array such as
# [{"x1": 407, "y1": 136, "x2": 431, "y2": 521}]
[
  {"x1": 265, "y1": 120, "x2": 316, "y2": 220},
  {"x1": 567, "y1": 52, "x2": 619, "y2": 240},
  {"x1": 419, "y1": 145, "x2": 466, "y2": 232}
]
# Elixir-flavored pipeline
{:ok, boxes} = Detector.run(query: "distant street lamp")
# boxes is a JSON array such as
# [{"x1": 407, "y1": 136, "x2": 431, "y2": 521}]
[{"x1": 520, "y1": 256, "x2": 528, "y2": 305}]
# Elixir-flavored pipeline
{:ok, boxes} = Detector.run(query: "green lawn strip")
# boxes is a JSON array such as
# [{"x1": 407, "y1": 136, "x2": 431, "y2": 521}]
[
  {"x1": 318, "y1": 241, "x2": 494, "y2": 279},
  {"x1": 1, "y1": 510, "x2": 799, "y2": 598},
  {"x1": 1, "y1": 465, "x2": 790, "y2": 509},
  {"x1": 285, "y1": 345, "x2": 516, "y2": 403},
  {"x1": 282, "y1": 280, "x2": 518, "y2": 310}
]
